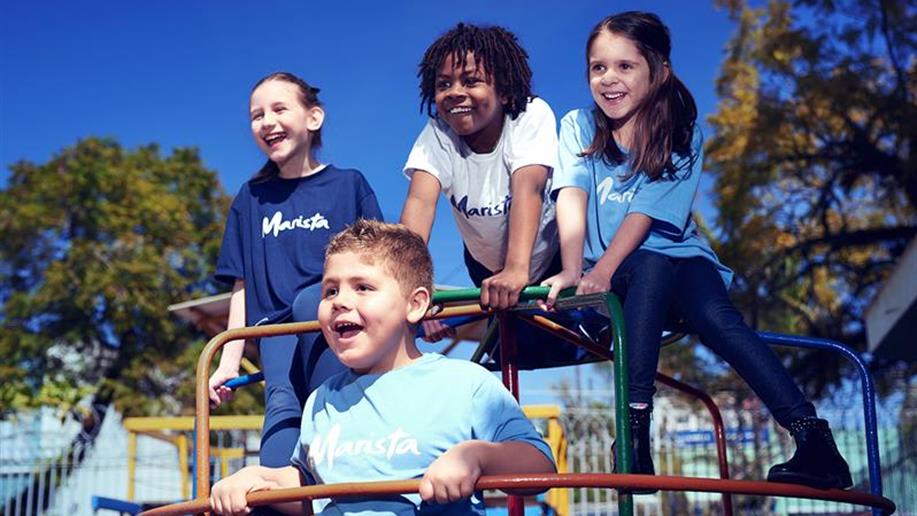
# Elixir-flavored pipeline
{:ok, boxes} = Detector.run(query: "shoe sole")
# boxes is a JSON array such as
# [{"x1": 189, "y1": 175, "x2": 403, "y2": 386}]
[{"x1": 767, "y1": 471, "x2": 853, "y2": 490}]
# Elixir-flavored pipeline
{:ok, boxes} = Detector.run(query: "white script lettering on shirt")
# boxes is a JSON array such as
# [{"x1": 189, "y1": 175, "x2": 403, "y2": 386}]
[
  {"x1": 262, "y1": 211, "x2": 330, "y2": 238},
  {"x1": 308, "y1": 424, "x2": 421, "y2": 469},
  {"x1": 450, "y1": 194, "x2": 512, "y2": 218},
  {"x1": 596, "y1": 177, "x2": 634, "y2": 205}
]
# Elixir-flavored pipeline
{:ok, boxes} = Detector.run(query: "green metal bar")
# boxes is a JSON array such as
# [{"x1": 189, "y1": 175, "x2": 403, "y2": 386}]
[
  {"x1": 469, "y1": 319, "x2": 500, "y2": 364},
  {"x1": 431, "y1": 286, "x2": 558, "y2": 304},
  {"x1": 606, "y1": 292, "x2": 633, "y2": 516}
]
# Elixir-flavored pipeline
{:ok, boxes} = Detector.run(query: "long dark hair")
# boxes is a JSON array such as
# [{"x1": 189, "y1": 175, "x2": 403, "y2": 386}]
[
  {"x1": 418, "y1": 23, "x2": 533, "y2": 120},
  {"x1": 249, "y1": 72, "x2": 324, "y2": 183},
  {"x1": 582, "y1": 12, "x2": 697, "y2": 180}
]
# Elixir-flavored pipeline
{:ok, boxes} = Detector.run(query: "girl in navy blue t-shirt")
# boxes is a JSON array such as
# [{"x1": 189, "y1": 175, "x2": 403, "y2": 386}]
[{"x1": 210, "y1": 72, "x2": 383, "y2": 467}]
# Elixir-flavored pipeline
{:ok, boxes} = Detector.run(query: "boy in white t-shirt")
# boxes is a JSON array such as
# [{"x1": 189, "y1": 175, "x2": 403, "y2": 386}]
[
  {"x1": 401, "y1": 24, "x2": 579, "y2": 366},
  {"x1": 209, "y1": 220, "x2": 556, "y2": 515}
]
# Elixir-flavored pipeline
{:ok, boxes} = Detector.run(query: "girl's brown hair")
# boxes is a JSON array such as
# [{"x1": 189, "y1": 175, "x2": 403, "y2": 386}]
[{"x1": 582, "y1": 12, "x2": 697, "y2": 180}]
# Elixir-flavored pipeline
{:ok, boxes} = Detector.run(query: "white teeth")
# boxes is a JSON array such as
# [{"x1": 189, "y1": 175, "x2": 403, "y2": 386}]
[
  {"x1": 448, "y1": 107, "x2": 472, "y2": 114},
  {"x1": 603, "y1": 93, "x2": 624, "y2": 100},
  {"x1": 264, "y1": 133, "x2": 286, "y2": 144}
]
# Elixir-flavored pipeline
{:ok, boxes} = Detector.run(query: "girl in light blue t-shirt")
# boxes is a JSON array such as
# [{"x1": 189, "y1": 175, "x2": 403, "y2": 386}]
[{"x1": 543, "y1": 11, "x2": 851, "y2": 491}]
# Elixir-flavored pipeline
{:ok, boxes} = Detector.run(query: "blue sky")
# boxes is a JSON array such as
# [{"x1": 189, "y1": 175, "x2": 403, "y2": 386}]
[{"x1": 1, "y1": 1, "x2": 737, "y2": 403}]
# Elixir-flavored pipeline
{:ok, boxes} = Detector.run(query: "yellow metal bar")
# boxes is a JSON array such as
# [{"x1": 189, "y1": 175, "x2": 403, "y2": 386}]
[
  {"x1": 123, "y1": 415, "x2": 264, "y2": 432},
  {"x1": 213, "y1": 448, "x2": 246, "y2": 480},
  {"x1": 240, "y1": 357, "x2": 260, "y2": 375},
  {"x1": 522, "y1": 405, "x2": 561, "y2": 419},
  {"x1": 127, "y1": 431, "x2": 137, "y2": 501},
  {"x1": 178, "y1": 434, "x2": 190, "y2": 500},
  {"x1": 522, "y1": 405, "x2": 568, "y2": 516}
]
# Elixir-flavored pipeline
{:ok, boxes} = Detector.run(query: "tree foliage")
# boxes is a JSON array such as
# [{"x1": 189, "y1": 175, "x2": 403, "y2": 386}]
[
  {"x1": 706, "y1": 0, "x2": 915, "y2": 395},
  {"x1": 0, "y1": 138, "x2": 253, "y2": 417}
]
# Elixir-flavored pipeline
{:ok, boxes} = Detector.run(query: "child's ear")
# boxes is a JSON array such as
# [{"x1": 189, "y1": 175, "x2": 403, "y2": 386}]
[
  {"x1": 661, "y1": 62, "x2": 671, "y2": 82},
  {"x1": 306, "y1": 106, "x2": 325, "y2": 131},
  {"x1": 406, "y1": 286, "x2": 431, "y2": 325}
]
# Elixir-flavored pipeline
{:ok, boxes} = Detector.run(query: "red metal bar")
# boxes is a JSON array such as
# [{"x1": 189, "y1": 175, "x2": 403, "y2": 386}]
[
  {"x1": 497, "y1": 312, "x2": 523, "y2": 516},
  {"x1": 141, "y1": 473, "x2": 896, "y2": 516}
]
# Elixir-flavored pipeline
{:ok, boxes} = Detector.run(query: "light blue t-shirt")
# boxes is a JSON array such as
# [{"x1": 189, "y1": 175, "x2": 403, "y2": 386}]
[
  {"x1": 291, "y1": 353, "x2": 555, "y2": 515},
  {"x1": 552, "y1": 108, "x2": 733, "y2": 287}
]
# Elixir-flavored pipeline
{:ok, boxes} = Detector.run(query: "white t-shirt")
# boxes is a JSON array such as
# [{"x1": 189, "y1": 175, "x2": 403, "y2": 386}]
[{"x1": 403, "y1": 97, "x2": 559, "y2": 280}]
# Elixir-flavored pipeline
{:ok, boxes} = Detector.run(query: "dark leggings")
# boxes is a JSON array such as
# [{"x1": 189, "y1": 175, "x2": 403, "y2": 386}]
[
  {"x1": 611, "y1": 250, "x2": 816, "y2": 428},
  {"x1": 257, "y1": 283, "x2": 345, "y2": 467}
]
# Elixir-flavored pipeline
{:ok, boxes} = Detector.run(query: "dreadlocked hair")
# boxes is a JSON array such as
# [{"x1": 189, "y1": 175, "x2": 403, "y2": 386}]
[
  {"x1": 418, "y1": 23, "x2": 534, "y2": 120},
  {"x1": 249, "y1": 71, "x2": 324, "y2": 183}
]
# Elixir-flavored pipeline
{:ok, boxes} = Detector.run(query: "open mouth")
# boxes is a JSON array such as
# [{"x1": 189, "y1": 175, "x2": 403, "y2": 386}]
[
  {"x1": 333, "y1": 321, "x2": 363, "y2": 339},
  {"x1": 447, "y1": 106, "x2": 473, "y2": 115},
  {"x1": 263, "y1": 132, "x2": 287, "y2": 147},
  {"x1": 601, "y1": 92, "x2": 625, "y2": 102}
]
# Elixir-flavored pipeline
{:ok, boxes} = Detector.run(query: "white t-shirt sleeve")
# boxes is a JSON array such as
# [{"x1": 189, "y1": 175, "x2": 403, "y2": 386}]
[
  {"x1": 403, "y1": 120, "x2": 453, "y2": 191},
  {"x1": 506, "y1": 97, "x2": 558, "y2": 173}
]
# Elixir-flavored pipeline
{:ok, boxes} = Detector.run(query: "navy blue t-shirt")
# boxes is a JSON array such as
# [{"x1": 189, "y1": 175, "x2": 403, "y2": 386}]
[{"x1": 215, "y1": 165, "x2": 383, "y2": 326}]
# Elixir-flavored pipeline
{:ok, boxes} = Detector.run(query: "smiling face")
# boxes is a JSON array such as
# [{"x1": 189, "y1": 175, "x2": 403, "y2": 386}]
[
  {"x1": 434, "y1": 52, "x2": 507, "y2": 153},
  {"x1": 588, "y1": 30, "x2": 656, "y2": 143},
  {"x1": 318, "y1": 251, "x2": 429, "y2": 375},
  {"x1": 249, "y1": 79, "x2": 324, "y2": 175}
]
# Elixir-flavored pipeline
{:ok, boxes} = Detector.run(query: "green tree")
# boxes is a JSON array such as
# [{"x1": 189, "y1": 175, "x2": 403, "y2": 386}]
[
  {"x1": 0, "y1": 138, "x2": 251, "y2": 418},
  {"x1": 706, "y1": 0, "x2": 915, "y2": 395}
]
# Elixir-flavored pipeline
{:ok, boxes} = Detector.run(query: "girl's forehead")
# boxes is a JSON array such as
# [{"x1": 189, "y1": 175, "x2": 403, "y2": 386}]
[
  {"x1": 590, "y1": 30, "x2": 641, "y2": 57},
  {"x1": 251, "y1": 80, "x2": 300, "y2": 103}
]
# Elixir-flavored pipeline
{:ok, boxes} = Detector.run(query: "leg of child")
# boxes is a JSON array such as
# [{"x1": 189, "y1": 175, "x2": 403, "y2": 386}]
[
  {"x1": 258, "y1": 332, "x2": 308, "y2": 467},
  {"x1": 292, "y1": 283, "x2": 347, "y2": 393},
  {"x1": 607, "y1": 250, "x2": 676, "y2": 484},
  {"x1": 610, "y1": 250, "x2": 677, "y2": 408},
  {"x1": 671, "y1": 256, "x2": 851, "y2": 489}
]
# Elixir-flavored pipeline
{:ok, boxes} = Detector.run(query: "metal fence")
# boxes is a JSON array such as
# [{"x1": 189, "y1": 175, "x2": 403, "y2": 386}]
[
  {"x1": 2, "y1": 399, "x2": 913, "y2": 515},
  {"x1": 559, "y1": 401, "x2": 915, "y2": 515}
]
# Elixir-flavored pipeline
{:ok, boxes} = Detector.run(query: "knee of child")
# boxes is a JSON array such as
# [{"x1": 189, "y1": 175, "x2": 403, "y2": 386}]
[{"x1": 630, "y1": 250, "x2": 676, "y2": 286}]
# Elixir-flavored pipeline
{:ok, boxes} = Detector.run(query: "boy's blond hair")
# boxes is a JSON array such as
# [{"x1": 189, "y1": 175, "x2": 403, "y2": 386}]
[{"x1": 325, "y1": 219, "x2": 434, "y2": 295}]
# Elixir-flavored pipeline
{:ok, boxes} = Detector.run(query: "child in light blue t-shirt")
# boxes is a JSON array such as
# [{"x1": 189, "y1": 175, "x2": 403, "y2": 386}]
[
  {"x1": 210, "y1": 220, "x2": 555, "y2": 516},
  {"x1": 542, "y1": 11, "x2": 851, "y2": 492}
]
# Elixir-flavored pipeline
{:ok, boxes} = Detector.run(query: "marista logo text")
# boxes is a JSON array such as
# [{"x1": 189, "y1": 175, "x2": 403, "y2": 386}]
[
  {"x1": 450, "y1": 194, "x2": 512, "y2": 218},
  {"x1": 262, "y1": 211, "x2": 330, "y2": 238}
]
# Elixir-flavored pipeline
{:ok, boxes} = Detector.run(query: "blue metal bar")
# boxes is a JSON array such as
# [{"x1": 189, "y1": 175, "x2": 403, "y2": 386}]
[
  {"x1": 757, "y1": 331, "x2": 883, "y2": 515},
  {"x1": 91, "y1": 495, "x2": 142, "y2": 515},
  {"x1": 224, "y1": 372, "x2": 265, "y2": 389}
]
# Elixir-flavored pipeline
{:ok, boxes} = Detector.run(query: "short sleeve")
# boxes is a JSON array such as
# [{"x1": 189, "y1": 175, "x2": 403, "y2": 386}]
[
  {"x1": 552, "y1": 109, "x2": 594, "y2": 197},
  {"x1": 506, "y1": 98, "x2": 558, "y2": 173},
  {"x1": 470, "y1": 374, "x2": 555, "y2": 464},
  {"x1": 355, "y1": 172, "x2": 384, "y2": 221},
  {"x1": 214, "y1": 192, "x2": 245, "y2": 286},
  {"x1": 627, "y1": 128, "x2": 704, "y2": 237},
  {"x1": 403, "y1": 120, "x2": 453, "y2": 191}
]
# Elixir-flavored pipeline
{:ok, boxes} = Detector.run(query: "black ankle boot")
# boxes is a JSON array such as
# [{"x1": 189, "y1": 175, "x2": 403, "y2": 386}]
[
  {"x1": 767, "y1": 417, "x2": 852, "y2": 489},
  {"x1": 612, "y1": 406, "x2": 656, "y2": 494}
]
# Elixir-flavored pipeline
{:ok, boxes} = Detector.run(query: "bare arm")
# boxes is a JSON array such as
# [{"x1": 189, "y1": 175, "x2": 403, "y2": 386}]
[
  {"x1": 540, "y1": 188, "x2": 587, "y2": 307},
  {"x1": 578, "y1": 212, "x2": 652, "y2": 294},
  {"x1": 208, "y1": 279, "x2": 246, "y2": 406},
  {"x1": 399, "y1": 170, "x2": 441, "y2": 244},
  {"x1": 400, "y1": 170, "x2": 454, "y2": 342},
  {"x1": 420, "y1": 440, "x2": 556, "y2": 504},
  {"x1": 210, "y1": 465, "x2": 306, "y2": 516},
  {"x1": 481, "y1": 165, "x2": 549, "y2": 309}
]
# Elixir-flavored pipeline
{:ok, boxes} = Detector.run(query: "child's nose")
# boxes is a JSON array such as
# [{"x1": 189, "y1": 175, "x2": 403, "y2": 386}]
[
  {"x1": 600, "y1": 70, "x2": 618, "y2": 86},
  {"x1": 446, "y1": 83, "x2": 466, "y2": 98}
]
